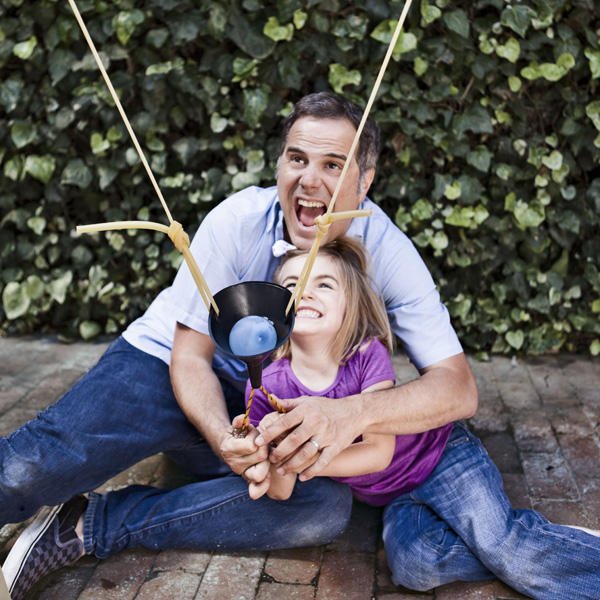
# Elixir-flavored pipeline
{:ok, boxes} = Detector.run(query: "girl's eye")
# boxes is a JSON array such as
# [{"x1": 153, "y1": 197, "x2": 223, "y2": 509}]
[
  {"x1": 285, "y1": 282, "x2": 296, "y2": 290},
  {"x1": 319, "y1": 282, "x2": 332, "y2": 289}
]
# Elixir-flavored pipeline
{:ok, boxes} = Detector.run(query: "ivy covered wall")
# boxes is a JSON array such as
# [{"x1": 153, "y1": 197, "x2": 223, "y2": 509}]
[{"x1": 1, "y1": 0, "x2": 599, "y2": 356}]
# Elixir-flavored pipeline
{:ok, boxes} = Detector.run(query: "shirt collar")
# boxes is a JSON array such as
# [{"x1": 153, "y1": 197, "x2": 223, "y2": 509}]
[{"x1": 271, "y1": 196, "x2": 368, "y2": 257}]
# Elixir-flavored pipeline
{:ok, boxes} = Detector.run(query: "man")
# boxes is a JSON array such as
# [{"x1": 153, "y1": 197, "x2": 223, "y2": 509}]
[{"x1": 2, "y1": 92, "x2": 476, "y2": 599}]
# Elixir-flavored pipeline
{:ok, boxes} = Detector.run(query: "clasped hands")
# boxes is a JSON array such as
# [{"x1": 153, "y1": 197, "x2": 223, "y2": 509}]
[{"x1": 220, "y1": 395, "x2": 358, "y2": 499}]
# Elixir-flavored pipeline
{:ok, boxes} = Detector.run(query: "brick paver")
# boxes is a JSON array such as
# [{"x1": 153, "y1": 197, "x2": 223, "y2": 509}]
[{"x1": 1, "y1": 335, "x2": 598, "y2": 599}]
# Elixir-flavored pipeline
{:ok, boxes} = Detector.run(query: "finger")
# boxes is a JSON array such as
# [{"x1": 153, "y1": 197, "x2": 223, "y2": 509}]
[
  {"x1": 275, "y1": 437, "x2": 321, "y2": 474},
  {"x1": 248, "y1": 475, "x2": 271, "y2": 500},
  {"x1": 298, "y1": 446, "x2": 336, "y2": 481},
  {"x1": 267, "y1": 424, "x2": 314, "y2": 465},
  {"x1": 244, "y1": 460, "x2": 270, "y2": 484},
  {"x1": 255, "y1": 411, "x2": 302, "y2": 447}
]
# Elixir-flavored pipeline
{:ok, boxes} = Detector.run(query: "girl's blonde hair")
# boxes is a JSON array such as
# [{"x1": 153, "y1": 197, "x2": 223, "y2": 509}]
[{"x1": 273, "y1": 237, "x2": 394, "y2": 364}]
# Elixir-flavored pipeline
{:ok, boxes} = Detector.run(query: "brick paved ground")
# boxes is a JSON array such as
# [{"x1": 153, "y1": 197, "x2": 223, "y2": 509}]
[{"x1": 1, "y1": 335, "x2": 599, "y2": 599}]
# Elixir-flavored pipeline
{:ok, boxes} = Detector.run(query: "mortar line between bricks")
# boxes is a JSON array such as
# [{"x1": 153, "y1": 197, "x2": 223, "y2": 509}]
[
  {"x1": 193, "y1": 549, "x2": 214, "y2": 596},
  {"x1": 251, "y1": 553, "x2": 268, "y2": 599}
]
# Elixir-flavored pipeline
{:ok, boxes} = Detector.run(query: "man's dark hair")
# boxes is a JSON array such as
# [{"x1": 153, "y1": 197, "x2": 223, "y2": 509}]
[{"x1": 280, "y1": 92, "x2": 380, "y2": 176}]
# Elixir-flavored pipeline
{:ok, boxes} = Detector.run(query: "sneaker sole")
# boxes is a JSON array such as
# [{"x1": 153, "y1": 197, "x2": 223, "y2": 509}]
[{"x1": 1, "y1": 503, "x2": 64, "y2": 594}]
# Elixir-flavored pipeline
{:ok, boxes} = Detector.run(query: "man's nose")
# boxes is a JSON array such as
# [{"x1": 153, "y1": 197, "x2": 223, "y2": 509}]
[{"x1": 299, "y1": 165, "x2": 321, "y2": 189}]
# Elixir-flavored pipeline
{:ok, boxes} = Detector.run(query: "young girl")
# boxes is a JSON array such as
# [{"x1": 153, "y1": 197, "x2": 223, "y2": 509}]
[
  {"x1": 243, "y1": 237, "x2": 600, "y2": 600},
  {"x1": 245, "y1": 236, "x2": 453, "y2": 505}
]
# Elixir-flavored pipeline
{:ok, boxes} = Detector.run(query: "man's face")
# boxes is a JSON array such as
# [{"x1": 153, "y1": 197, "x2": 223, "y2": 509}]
[{"x1": 277, "y1": 116, "x2": 375, "y2": 250}]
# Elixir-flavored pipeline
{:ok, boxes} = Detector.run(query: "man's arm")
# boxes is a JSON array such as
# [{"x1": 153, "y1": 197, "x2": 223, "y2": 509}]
[
  {"x1": 257, "y1": 352, "x2": 478, "y2": 479},
  {"x1": 170, "y1": 322, "x2": 270, "y2": 490}
]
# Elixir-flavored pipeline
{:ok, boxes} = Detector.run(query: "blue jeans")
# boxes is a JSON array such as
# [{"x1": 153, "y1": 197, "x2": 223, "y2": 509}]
[
  {"x1": 383, "y1": 422, "x2": 600, "y2": 599},
  {"x1": 1, "y1": 337, "x2": 352, "y2": 553}
]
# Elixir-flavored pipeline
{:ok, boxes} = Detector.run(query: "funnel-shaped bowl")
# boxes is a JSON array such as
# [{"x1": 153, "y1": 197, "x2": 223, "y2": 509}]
[{"x1": 209, "y1": 282, "x2": 295, "y2": 389}]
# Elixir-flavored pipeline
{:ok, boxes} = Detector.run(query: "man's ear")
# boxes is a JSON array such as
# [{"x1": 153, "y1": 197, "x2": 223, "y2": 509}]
[{"x1": 361, "y1": 168, "x2": 376, "y2": 199}]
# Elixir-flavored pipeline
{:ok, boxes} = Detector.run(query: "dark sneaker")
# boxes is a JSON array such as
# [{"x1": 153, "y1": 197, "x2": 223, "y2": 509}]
[{"x1": 2, "y1": 495, "x2": 88, "y2": 600}]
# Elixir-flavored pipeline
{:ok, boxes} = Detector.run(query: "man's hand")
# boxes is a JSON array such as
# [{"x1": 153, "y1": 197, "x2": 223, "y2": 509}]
[
  {"x1": 221, "y1": 414, "x2": 271, "y2": 499},
  {"x1": 255, "y1": 395, "x2": 362, "y2": 481}
]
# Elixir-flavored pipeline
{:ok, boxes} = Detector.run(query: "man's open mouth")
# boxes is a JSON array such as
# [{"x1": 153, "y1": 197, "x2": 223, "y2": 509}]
[{"x1": 296, "y1": 198, "x2": 326, "y2": 227}]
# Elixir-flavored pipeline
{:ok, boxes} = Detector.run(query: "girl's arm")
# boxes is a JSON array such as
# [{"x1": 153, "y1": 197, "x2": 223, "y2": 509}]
[{"x1": 316, "y1": 380, "x2": 396, "y2": 478}]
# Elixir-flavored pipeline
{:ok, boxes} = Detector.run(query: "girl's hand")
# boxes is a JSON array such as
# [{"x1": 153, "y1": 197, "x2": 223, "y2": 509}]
[{"x1": 254, "y1": 395, "x2": 363, "y2": 480}]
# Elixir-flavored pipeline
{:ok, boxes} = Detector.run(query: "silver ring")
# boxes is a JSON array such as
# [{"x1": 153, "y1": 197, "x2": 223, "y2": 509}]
[{"x1": 309, "y1": 438, "x2": 320, "y2": 451}]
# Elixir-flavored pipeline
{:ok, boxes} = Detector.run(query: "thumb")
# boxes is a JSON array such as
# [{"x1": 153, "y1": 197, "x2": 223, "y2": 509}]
[
  {"x1": 231, "y1": 414, "x2": 248, "y2": 429},
  {"x1": 276, "y1": 397, "x2": 302, "y2": 411}
]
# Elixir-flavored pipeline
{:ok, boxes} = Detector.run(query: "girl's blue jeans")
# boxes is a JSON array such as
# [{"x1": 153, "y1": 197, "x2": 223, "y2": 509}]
[
  {"x1": 383, "y1": 422, "x2": 600, "y2": 599},
  {"x1": 0, "y1": 337, "x2": 352, "y2": 554}
]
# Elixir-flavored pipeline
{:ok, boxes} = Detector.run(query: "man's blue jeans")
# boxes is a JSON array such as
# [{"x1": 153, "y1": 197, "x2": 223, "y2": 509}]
[
  {"x1": 383, "y1": 422, "x2": 600, "y2": 599},
  {"x1": 0, "y1": 337, "x2": 352, "y2": 553}
]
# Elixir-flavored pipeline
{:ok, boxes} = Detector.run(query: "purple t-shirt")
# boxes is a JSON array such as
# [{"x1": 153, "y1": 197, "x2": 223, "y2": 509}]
[{"x1": 245, "y1": 339, "x2": 452, "y2": 506}]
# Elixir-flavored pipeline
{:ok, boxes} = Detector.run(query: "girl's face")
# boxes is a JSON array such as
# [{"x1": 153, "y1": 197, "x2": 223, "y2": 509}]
[{"x1": 278, "y1": 254, "x2": 346, "y2": 343}]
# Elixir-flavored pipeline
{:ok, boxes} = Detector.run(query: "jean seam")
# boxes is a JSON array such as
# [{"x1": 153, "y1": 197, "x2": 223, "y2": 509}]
[
  {"x1": 84, "y1": 491, "x2": 100, "y2": 555},
  {"x1": 113, "y1": 488, "x2": 252, "y2": 548}
]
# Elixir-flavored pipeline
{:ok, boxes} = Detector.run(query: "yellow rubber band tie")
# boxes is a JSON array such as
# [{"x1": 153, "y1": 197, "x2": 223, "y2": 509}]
[{"x1": 167, "y1": 221, "x2": 190, "y2": 254}]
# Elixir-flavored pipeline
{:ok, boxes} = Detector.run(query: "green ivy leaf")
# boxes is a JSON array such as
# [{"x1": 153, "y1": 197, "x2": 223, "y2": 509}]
[
  {"x1": 61, "y1": 159, "x2": 92, "y2": 189},
  {"x1": 2, "y1": 281, "x2": 30, "y2": 320},
  {"x1": 501, "y1": 5, "x2": 532, "y2": 38},
  {"x1": 49, "y1": 271, "x2": 73, "y2": 304},
  {"x1": 586, "y1": 100, "x2": 600, "y2": 132},
  {"x1": 454, "y1": 104, "x2": 493, "y2": 136},
  {"x1": 541, "y1": 150, "x2": 563, "y2": 170},
  {"x1": 24, "y1": 155, "x2": 55, "y2": 184},
  {"x1": 443, "y1": 10, "x2": 470, "y2": 38},
  {"x1": 79, "y1": 320, "x2": 101, "y2": 340},
  {"x1": 585, "y1": 47, "x2": 600, "y2": 79},
  {"x1": 506, "y1": 329, "x2": 525, "y2": 350},
  {"x1": 243, "y1": 86, "x2": 270, "y2": 129},
  {"x1": 496, "y1": 37, "x2": 520, "y2": 63},
  {"x1": 414, "y1": 56, "x2": 428, "y2": 76},
  {"x1": 511, "y1": 198, "x2": 546, "y2": 229},
  {"x1": 146, "y1": 58, "x2": 185, "y2": 76},
  {"x1": 508, "y1": 76, "x2": 522, "y2": 92},
  {"x1": 13, "y1": 35, "x2": 37, "y2": 59},
  {"x1": 11, "y1": 121, "x2": 37, "y2": 149},
  {"x1": 263, "y1": 16, "x2": 294, "y2": 42},
  {"x1": 90, "y1": 133, "x2": 110, "y2": 155},
  {"x1": 112, "y1": 10, "x2": 145, "y2": 46},
  {"x1": 371, "y1": 20, "x2": 417, "y2": 55},
  {"x1": 25, "y1": 275, "x2": 44, "y2": 300},
  {"x1": 444, "y1": 181, "x2": 461, "y2": 200},
  {"x1": 591, "y1": 340, "x2": 600, "y2": 356},
  {"x1": 0, "y1": 77, "x2": 24, "y2": 113},
  {"x1": 293, "y1": 10, "x2": 307, "y2": 29},
  {"x1": 27, "y1": 216, "x2": 46, "y2": 235},
  {"x1": 467, "y1": 146, "x2": 493, "y2": 173},
  {"x1": 420, "y1": 1, "x2": 441, "y2": 26},
  {"x1": 328, "y1": 63, "x2": 361, "y2": 95}
]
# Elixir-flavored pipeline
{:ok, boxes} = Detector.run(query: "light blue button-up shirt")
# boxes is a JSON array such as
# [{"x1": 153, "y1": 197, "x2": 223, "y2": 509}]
[{"x1": 123, "y1": 186, "x2": 462, "y2": 389}]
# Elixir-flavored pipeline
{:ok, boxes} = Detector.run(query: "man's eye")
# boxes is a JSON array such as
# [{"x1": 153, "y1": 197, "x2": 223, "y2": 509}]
[{"x1": 327, "y1": 162, "x2": 342, "y2": 170}]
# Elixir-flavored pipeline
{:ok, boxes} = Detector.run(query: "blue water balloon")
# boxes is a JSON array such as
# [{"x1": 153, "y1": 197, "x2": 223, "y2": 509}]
[{"x1": 228, "y1": 315, "x2": 278, "y2": 357}]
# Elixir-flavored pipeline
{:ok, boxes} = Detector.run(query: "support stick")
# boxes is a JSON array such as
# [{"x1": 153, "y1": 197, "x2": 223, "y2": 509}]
[{"x1": 285, "y1": 0, "x2": 415, "y2": 315}]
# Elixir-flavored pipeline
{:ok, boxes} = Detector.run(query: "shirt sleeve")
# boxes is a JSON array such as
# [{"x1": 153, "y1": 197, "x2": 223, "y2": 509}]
[
  {"x1": 357, "y1": 339, "x2": 396, "y2": 391},
  {"x1": 362, "y1": 203, "x2": 463, "y2": 370}
]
